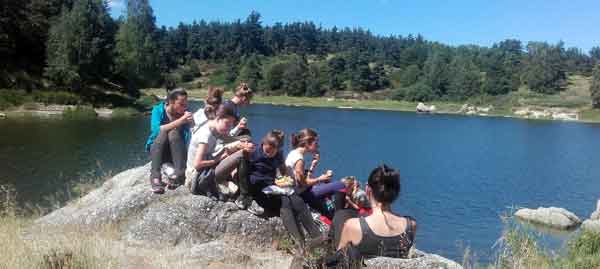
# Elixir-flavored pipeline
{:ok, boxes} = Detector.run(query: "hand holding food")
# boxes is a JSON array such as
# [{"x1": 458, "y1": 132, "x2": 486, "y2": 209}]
[{"x1": 275, "y1": 176, "x2": 295, "y2": 187}]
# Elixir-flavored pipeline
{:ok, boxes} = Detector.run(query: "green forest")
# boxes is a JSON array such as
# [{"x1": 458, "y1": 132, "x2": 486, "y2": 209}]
[{"x1": 2, "y1": 0, "x2": 600, "y2": 108}]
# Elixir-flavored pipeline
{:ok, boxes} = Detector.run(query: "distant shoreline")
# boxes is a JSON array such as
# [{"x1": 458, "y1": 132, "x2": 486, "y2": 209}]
[{"x1": 147, "y1": 88, "x2": 600, "y2": 125}]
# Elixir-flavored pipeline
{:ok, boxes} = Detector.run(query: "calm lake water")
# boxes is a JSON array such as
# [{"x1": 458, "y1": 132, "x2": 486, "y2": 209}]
[{"x1": 2, "y1": 102, "x2": 600, "y2": 262}]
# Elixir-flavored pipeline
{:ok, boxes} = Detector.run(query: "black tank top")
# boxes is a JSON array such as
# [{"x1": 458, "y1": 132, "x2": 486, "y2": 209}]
[{"x1": 355, "y1": 216, "x2": 416, "y2": 258}]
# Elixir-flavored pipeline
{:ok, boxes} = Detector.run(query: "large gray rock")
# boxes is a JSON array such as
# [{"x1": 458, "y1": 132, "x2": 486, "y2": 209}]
[
  {"x1": 514, "y1": 207, "x2": 581, "y2": 230},
  {"x1": 36, "y1": 164, "x2": 462, "y2": 268},
  {"x1": 36, "y1": 163, "x2": 286, "y2": 247},
  {"x1": 365, "y1": 249, "x2": 462, "y2": 268},
  {"x1": 590, "y1": 200, "x2": 600, "y2": 220}
]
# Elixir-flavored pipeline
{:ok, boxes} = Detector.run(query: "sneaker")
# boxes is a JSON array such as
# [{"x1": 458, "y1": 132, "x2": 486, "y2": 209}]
[
  {"x1": 235, "y1": 195, "x2": 251, "y2": 209},
  {"x1": 246, "y1": 200, "x2": 264, "y2": 216},
  {"x1": 150, "y1": 178, "x2": 165, "y2": 194}
]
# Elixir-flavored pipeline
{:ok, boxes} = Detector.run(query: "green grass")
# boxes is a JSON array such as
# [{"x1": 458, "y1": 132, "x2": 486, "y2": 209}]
[
  {"x1": 63, "y1": 106, "x2": 97, "y2": 120},
  {"x1": 475, "y1": 215, "x2": 600, "y2": 269}
]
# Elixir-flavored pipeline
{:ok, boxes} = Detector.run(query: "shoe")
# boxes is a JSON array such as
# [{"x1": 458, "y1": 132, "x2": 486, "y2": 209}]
[
  {"x1": 150, "y1": 178, "x2": 165, "y2": 194},
  {"x1": 246, "y1": 200, "x2": 264, "y2": 215},
  {"x1": 235, "y1": 195, "x2": 251, "y2": 209}
]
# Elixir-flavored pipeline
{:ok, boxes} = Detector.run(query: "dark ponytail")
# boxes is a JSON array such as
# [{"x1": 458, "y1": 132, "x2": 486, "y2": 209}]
[
  {"x1": 204, "y1": 87, "x2": 224, "y2": 120},
  {"x1": 290, "y1": 128, "x2": 318, "y2": 148},
  {"x1": 367, "y1": 164, "x2": 401, "y2": 205}
]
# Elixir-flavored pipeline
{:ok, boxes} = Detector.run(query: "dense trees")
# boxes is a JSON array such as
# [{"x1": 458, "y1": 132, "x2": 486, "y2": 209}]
[
  {"x1": 45, "y1": 0, "x2": 115, "y2": 90},
  {"x1": 591, "y1": 64, "x2": 600, "y2": 108},
  {"x1": 1, "y1": 1, "x2": 599, "y2": 104}
]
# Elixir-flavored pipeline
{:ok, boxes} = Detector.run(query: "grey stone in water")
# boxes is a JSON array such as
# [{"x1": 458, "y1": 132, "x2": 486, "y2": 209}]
[
  {"x1": 514, "y1": 207, "x2": 581, "y2": 230},
  {"x1": 590, "y1": 200, "x2": 600, "y2": 220},
  {"x1": 582, "y1": 219, "x2": 600, "y2": 232}
]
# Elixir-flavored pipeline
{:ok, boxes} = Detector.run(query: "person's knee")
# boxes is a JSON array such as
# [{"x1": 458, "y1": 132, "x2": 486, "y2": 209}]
[
  {"x1": 289, "y1": 195, "x2": 307, "y2": 210},
  {"x1": 167, "y1": 128, "x2": 182, "y2": 142}
]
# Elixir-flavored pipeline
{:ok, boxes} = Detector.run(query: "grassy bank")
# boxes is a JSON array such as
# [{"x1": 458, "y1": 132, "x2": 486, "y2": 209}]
[
  {"x1": 0, "y1": 89, "x2": 158, "y2": 119},
  {"x1": 142, "y1": 85, "x2": 600, "y2": 123}
]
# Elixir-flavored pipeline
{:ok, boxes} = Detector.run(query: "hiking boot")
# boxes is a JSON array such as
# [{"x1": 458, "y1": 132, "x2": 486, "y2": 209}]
[{"x1": 246, "y1": 200, "x2": 264, "y2": 216}]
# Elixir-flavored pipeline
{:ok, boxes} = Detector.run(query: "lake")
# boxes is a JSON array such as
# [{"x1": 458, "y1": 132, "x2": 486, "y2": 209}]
[{"x1": 2, "y1": 102, "x2": 600, "y2": 262}]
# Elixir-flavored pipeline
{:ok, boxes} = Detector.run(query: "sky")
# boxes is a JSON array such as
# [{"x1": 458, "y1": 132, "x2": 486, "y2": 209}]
[{"x1": 107, "y1": 0, "x2": 600, "y2": 52}]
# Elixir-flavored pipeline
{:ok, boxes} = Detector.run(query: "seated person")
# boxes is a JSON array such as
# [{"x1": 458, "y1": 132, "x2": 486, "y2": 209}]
[
  {"x1": 286, "y1": 129, "x2": 345, "y2": 218},
  {"x1": 185, "y1": 102, "x2": 254, "y2": 200},
  {"x1": 145, "y1": 88, "x2": 193, "y2": 194},
  {"x1": 192, "y1": 86, "x2": 224, "y2": 131},
  {"x1": 331, "y1": 165, "x2": 416, "y2": 264},
  {"x1": 239, "y1": 130, "x2": 324, "y2": 250}
]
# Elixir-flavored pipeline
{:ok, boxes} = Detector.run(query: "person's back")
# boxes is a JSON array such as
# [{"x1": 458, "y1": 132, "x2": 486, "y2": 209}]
[{"x1": 356, "y1": 214, "x2": 416, "y2": 258}]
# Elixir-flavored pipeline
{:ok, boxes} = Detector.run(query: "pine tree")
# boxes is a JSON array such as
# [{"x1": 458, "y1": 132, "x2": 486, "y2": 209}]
[
  {"x1": 45, "y1": 0, "x2": 114, "y2": 91},
  {"x1": 237, "y1": 54, "x2": 262, "y2": 90},
  {"x1": 114, "y1": 0, "x2": 159, "y2": 96}
]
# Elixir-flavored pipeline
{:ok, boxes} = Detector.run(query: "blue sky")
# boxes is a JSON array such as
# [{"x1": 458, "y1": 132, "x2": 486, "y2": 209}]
[{"x1": 108, "y1": 0, "x2": 600, "y2": 52}]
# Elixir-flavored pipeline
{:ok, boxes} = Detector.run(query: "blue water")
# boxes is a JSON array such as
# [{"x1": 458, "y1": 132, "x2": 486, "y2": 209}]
[{"x1": 2, "y1": 102, "x2": 600, "y2": 262}]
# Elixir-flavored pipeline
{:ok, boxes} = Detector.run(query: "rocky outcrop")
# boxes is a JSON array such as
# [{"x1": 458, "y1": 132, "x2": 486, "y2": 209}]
[
  {"x1": 515, "y1": 207, "x2": 582, "y2": 230},
  {"x1": 366, "y1": 249, "x2": 462, "y2": 268},
  {"x1": 36, "y1": 164, "x2": 462, "y2": 268},
  {"x1": 36, "y1": 163, "x2": 286, "y2": 247},
  {"x1": 582, "y1": 200, "x2": 600, "y2": 232},
  {"x1": 513, "y1": 107, "x2": 578, "y2": 121},
  {"x1": 458, "y1": 104, "x2": 493, "y2": 116},
  {"x1": 417, "y1": 102, "x2": 436, "y2": 113}
]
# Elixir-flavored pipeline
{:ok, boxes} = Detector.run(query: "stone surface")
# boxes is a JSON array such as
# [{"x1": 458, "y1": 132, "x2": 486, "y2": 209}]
[
  {"x1": 417, "y1": 102, "x2": 436, "y2": 113},
  {"x1": 36, "y1": 163, "x2": 462, "y2": 268},
  {"x1": 582, "y1": 219, "x2": 600, "y2": 232},
  {"x1": 36, "y1": 163, "x2": 286, "y2": 247},
  {"x1": 590, "y1": 200, "x2": 600, "y2": 220},
  {"x1": 514, "y1": 207, "x2": 581, "y2": 230},
  {"x1": 365, "y1": 249, "x2": 463, "y2": 268}
]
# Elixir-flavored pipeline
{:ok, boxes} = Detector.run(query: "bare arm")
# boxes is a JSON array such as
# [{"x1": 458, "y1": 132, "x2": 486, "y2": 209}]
[
  {"x1": 337, "y1": 218, "x2": 361, "y2": 250},
  {"x1": 193, "y1": 143, "x2": 218, "y2": 170},
  {"x1": 294, "y1": 159, "x2": 324, "y2": 186}
]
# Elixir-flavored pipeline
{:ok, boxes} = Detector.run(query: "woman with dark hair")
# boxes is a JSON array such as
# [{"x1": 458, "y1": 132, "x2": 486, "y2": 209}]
[
  {"x1": 237, "y1": 129, "x2": 324, "y2": 250},
  {"x1": 145, "y1": 88, "x2": 193, "y2": 194},
  {"x1": 192, "y1": 86, "x2": 224, "y2": 130},
  {"x1": 226, "y1": 82, "x2": 253, "y2": 137},
  {"x1": 286, "y1": 128, "x2": 344, "y2": 218},
  {"x1": 329, "y1": 165, "x2": 417, "y2": 266},
  {"x1": 185, "y1": 103, "x2": 255, "y2": 199}
]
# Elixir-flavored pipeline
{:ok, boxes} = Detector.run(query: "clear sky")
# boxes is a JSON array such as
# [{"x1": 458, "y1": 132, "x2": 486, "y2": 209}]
[{"x1": 108, "y1": 0, "x2": 600, "y2": 52}]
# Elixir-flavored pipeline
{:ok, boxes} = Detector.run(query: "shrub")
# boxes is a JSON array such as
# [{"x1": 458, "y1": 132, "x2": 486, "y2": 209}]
[
  {"x1": 0, "y1": 89, "x2": 28, "y2": 109},
  {"x1": 32, "y1": 91, "x2": 80, "y2": 105},
  {"x1": 63, "y1": 106, "x2": 96, "y2": 119}
]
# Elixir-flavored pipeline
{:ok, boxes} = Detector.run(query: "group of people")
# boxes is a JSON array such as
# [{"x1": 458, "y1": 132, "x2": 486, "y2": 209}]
[{"x1": 145, "y1": 84, "x2": 417, "y2": 266}]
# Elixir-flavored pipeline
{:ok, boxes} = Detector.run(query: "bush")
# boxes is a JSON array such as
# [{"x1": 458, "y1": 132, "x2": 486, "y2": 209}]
[
  {"x1": 0, "y1": 89, "x2": 28, "y2": 109},
  {"x1": 63, "y1": 106, "x2": 96, "y2": 119},
  {"x1": 393, "y1": 82, "x2": 436, "y2": 102},
  {"x1": 111, "y1": 107, "x2": 140, "y2": 118},
  {"x1": 32, "y1": 91, "x2": 80, "y2": 105},
  {"x1": 135, "y1": 95, "x2": 159, "y2": 111},
  {"x1": 560, "y1": 230, "x2": 600, "y2": 269}
]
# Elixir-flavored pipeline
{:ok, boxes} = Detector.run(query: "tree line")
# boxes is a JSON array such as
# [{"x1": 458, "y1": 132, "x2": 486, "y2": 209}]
[{"x1": 1, "y1": 0, "x2": 600, "y2": 107}]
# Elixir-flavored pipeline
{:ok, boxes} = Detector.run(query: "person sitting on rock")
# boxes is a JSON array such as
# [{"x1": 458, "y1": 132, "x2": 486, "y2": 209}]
[
  {"x1": 226, "y1": 82, "x2": 253, "y2": 137},
  {"x1": 145, "y1": 88, "x2": 193, "y2": 194},
  {"x1": 235, "y1": 129, "x2": 325, "y2": 251},
  {"x1": 185, "y1": 102, "x2": 255, "y2": 200},
  {"x1": 192, "y1": 86, "x2": 224, "y2": 131},
  {"x1": 286, "y1": 128, "x2": 345, "y2": 218},
  {"x1": 329, "y1": 164, "x2": 417, "y2": 266}
]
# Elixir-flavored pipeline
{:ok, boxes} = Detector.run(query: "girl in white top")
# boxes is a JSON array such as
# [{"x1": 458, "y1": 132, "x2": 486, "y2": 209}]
[{"x1": 285, "y1": 128, "x2": 332, "y2": 189}]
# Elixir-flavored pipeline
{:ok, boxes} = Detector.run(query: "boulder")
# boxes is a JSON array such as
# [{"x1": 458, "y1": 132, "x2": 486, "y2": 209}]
[
  {"x1": 590, "y1": 200, "x2": 600, "y2": 220},
  {"x1": 36, "y1": 163, "x2": 286, "y2": 247},
  {"x1": 365, "y1": 249, "x2": 462, "y2": 268},
  {"x1": 35, "y1": 164, "x2": 462, "y2": 268},
  {"x1": 417, "y1": 102, "x2": 436, "y2": 113},
  {"x1": 514, "y1": 207, "x2": 581, "y2": 230},
  {"x1": 582, "y1": 219, "x2": 600, "y2": 232},
  {"x1": 0, "y1": 112, "x2": 5, "y2": 118}
]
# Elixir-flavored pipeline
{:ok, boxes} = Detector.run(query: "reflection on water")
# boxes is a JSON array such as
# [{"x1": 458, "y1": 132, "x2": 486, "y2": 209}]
[{"x1": 2, "y1": 102, "x2": 600, "y2": 262}]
